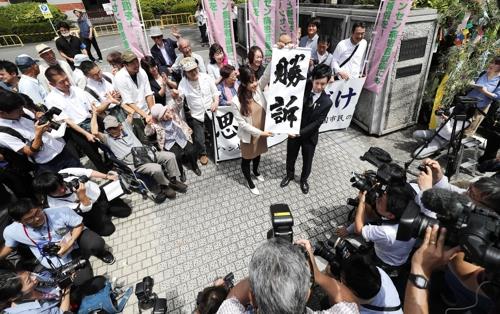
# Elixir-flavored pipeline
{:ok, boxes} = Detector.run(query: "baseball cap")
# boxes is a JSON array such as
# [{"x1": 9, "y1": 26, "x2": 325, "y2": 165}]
[
  {"x1": 36, "y1": 44, "x2": 53, "y2": 55},
  {"x1": 103, "y1": 115, "x2": 121, "y2": 129},
  {"x1": 122, "y1": 50, "x2": 138, "y2": 63},
  {"x1": 74, "y1": 54, "x2": 90, "y2": 67},
  {"x1": 180, "y1": 57, "x2": 198, "y2": 72},
  {"x1": 15, "y1": 54, "x2": 39, "y2": 70}
]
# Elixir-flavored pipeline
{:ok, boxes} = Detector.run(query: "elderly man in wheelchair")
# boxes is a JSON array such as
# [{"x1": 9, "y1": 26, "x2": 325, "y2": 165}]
[{"x1": 90, "y1": 107, "x2": 187, "y2": 204}]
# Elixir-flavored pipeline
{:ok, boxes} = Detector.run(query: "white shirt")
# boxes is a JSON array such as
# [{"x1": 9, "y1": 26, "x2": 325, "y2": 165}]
[
  {"x1": 46, "y1": 167, "x2": 101, "y2": 213},
  {"x1": 172, "y1": 53, "x2": 207, "y2": 74},
  {"x1": 18, "y1": 74, "x2": 48, "y2": 105},
  {"x1": 0, "y1": 109, "x2": 65, "y2": 164},
  {"x1": 114, "y1": 67, "x2": 153, "y2": 113},
  {"x1": 360, "y1": 267, "x2": 402, "y2": 314},
  {"x1": 157, "y1": 43, "x2": 172, "y2": 66},
  {"x1": 73, "y1": 68, "x2": 87, "y2": 89},
  {"x1": 178, "y1": 72, "x2": 219, "y2": 122},
  {"x1": 86, "y1": 75, "x2": 115, "y2": 107},
  {"x1": 38, "y1": 60, "x2": 75, "y2": 92},
  {"x1": 332, "y1": 38, "x2": 367, "y2": 77},
  {"x1": 207, "y1": 60, "x2": 233, "y2": 82},
  {"x1": 362, "y1": 223, "x2": 416, "y2": 266},
  {"x1": 45, "y1": 86, "x2": 96, "y2": 124}
]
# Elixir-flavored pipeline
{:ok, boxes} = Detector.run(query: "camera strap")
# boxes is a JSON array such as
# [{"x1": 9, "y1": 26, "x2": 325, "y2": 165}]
[{"x1": 361, "y1": 303, "x2": 402, "y2": 312}]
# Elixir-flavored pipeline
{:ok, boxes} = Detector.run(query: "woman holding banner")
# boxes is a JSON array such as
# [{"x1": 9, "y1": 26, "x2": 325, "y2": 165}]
[{"x1": 232, "y1": 66, "x2": 272, "y2": 195}]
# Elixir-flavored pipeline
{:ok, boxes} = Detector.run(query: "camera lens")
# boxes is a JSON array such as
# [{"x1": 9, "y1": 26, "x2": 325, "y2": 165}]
[{"x1": 397, "y1": 202, "x2": 439, "y2": 241}]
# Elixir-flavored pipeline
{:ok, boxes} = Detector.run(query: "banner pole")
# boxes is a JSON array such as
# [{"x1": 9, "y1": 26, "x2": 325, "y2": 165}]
[
  {"x1": 48, "y1": 18, "x2": 58, "y2": 37},
  {"x1": 245, "y1": 0, "x2": 250, "y2": 52},
  {"x1": 361, "y1": 0, "x2": 385, "y2": 76},
  {"x1": 136, "y1": 0, "x2": 150, "y2": 52},
  {"x1": 212, "y1": 112, "x2": 219, "y2": 166}
]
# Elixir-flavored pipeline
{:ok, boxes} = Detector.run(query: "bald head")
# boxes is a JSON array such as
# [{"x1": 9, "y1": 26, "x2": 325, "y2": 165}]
[
  {"x1": 278, "y1": 34, "x2": 292, "y2": 47},
  {"x1": 178, "y1": 38, "x2": 192, "y2": 57}
]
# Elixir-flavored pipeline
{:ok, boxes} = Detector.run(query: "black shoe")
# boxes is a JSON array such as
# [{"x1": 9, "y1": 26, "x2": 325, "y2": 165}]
[
  {"x1": 169, "y1": 180, "x2": 187, "y2": 193},
  {"x1": 193, "y1": 167, "x2": 202, "y2": 176},
  {"x1": 98, "y1": 251, "x2": 115, "y2": 264},
  {"x1": 180, "y1": 172, "x2": 187, "y2": 183},
  {"x1": 280, "y1": 176, "x2": 293, "y2": 188},
  {"x1": 154, "y1": 191, "x2": 168, "y2": 204},
  {"x1": 161, "y1": 185, "x2": 176, "y2": 199},
  {"x1": 300, "y1": 181, "x2": 309, "y2": 194}
]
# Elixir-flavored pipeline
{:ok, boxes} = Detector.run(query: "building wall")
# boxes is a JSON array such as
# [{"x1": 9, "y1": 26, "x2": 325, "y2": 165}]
[{"x1": 47, "y1": 0, "x2": 85, "y2": 20}]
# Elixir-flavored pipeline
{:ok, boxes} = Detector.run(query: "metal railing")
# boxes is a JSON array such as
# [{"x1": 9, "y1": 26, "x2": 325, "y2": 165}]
[
  {"x1": 160, "y1": 13, "x2": 195, "y2": 27},
  {"x1": 144, "y1": 19, "x2": 163, "y2": 29},
  {"x1": 0, "y1": 35, "x2": 24, "y2": 48},
  {"x1": 93, "y1": 23, "x2": 119, "y2": 37}
]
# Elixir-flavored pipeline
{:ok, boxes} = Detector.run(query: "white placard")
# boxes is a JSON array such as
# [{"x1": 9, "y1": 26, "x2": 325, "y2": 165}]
[
  {"x1": 319, "y1": 77, "x2": 366, "y2": 132},
  {"x1": 213, "y1": 106, "x2": 241, "y2": 162},
  {"x1": 265, "y1": 47, "x2": 310, "y2": 135},
  {"x1": 102, "y1": 3, "x2": 113, "y2": 15},
  {"x1": 103, "y1": 179, "x2": 125, "y2": 201}
]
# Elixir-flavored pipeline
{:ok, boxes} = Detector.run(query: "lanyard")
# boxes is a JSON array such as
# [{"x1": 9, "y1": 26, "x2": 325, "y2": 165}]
[{"x1": 22, "y1": 214, "x2": 51, "y2": 245}]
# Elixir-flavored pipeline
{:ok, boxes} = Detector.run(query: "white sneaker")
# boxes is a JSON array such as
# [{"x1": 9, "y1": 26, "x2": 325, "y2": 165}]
[
  {"x1": 248, "y1": 184, "x2": 260, "y2": 195},
  {"x1": 254, "y1": 174, "x2": 265, "y2": 182}
]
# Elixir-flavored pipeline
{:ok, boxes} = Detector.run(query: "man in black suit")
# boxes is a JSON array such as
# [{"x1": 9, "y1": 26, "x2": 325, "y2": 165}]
[
  {"x1": 280, "y1": 64, "x2": 333, "y2": 194},
  {"x1": 149, "y1": 26, "x2": 181, "y2": 76}
]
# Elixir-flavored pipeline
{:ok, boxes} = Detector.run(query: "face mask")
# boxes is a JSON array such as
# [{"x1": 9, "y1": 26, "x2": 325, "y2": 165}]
[{"x1": 61, "y1": 31, "x2": 70, "y2": 37}]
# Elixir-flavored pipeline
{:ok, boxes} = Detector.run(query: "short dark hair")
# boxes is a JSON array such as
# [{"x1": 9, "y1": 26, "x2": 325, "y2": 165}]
[
  {"x1": 378, "y1": 163, "x2": 407, "y2": 187},
  {"x1": 196, "y1": 286, "x2": 228, "y2": 314},
  {"x1": 33, "y1": 171, "x2": 64, "y2": 196},
  {"x1": 0, "y1": 89, "x2": 24, "y2": 113},
  {"x1": 80, "y1": 60, "x2": 98, "y2": 76},
  {"x1": 209, "y1": 43, "x2": 225, "y2": 64},
  {"x1": 471, "y1": 177, "x2": 500, "y2": 211},
  {"x1": 56, "y1": 21, "x2": 70, "y2": 30},
  {"x1": 248, "y1": 46, "x2": 263, "y2": 65},
  {"x1": 386, "y1": 185, "x2": 413, "y2": 219},
  {"x1": 0, "y1": 271, "x2": 23, "y2": 303},
  {"x1": 8, "y1": 198, "x2": 39, "y2": 221},
  {"x1": 493, "y1": 56, "x2": 500, "y2": 65},
  {"x1": 340, "y1": 255, "x2": 381, "y2": 300},
  {"x1": 140, "y1": 56, "x2": 157, "y2": 80},
  {"x1": 219, "y1": 64, "x2": 236, "y2": 80},
  {"x1": 317, "y1": 34, "x2": 330, "y2": 45},
  {"x1": 351, "y1": 22, "x2": 366, "y2": 33},
  {"x1": 307, "y1": 18, "x2": 321, "y2": 29},
  {"x1": 0, "y1": 60, "x2": 18, "y2": 76},
  {"x1": 44, "y1": 64, "x2": 66, "y2": 83},
  {"x1": 106, "y1": 51, "x2": 123, "y2": 67},
  {"x1": 310, "y1": 63, "x2": 332, "y2": 82}
]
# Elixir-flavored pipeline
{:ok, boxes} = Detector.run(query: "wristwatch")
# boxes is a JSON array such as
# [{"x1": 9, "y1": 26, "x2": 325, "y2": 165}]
[{"x1": 408, "y1": 273, "x2": 429, "y2": 289}]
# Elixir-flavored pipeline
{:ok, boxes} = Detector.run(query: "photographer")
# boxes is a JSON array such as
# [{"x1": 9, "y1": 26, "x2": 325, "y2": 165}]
[
  {"x1": 0, "y1": 90, "x2": 81, "y2": 173},
  {"x1": 0, "y1": 270, "x2": 71, "y2": 313},
  {"x1": 216, "y1": 238, "x2": 358, "y2": 314},
  {"x1": 0, "y1": 198, "x2": 114, "y2": 281},
  {"x1": 195, "y1": 276, "x2": 233, "y2": 314},
  {"x1": 32, "y1": 167, "x2": 132, "y2": 236},
  {"x1": 340, "y1": 255, "x2": 402, "y2": 313}
]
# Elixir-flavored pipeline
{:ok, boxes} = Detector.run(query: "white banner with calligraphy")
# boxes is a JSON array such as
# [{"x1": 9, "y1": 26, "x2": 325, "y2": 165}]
[
  {"x1": 319, "y1": 77, "x2": 366, "y2": 132},
  {"x1": 212, "y1": 107, "x2": 241, "y2": 162},
  {"x1": 265, "y1": 47, "x2": 310, "y2": 135}
]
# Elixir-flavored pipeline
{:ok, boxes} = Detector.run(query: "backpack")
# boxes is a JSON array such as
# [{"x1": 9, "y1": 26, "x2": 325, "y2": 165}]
[{"x1": 0, "y1": 126, "x2": 36, "y2": 172}]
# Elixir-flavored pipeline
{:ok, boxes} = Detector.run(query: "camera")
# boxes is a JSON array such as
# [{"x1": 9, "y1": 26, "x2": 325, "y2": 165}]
[
  {"x1": 267, "y1": 204, "x2": 294, "y2": 242},
  {"x1": 350, "y1": 170, "x2": 377, "y2": 192},
  {"x1": 135, "y1": 276, "x2": 167, "y2": 313},
  {"x1": 50, "y1": 259, "x2": 87, "y2": 289},
  {"x1": 41, "y1": 242, "x2": 61, "y2": 256},
  {"x1": 66, "y1": 175, "x2": 90, "y2": 191},
  {"x1": 435, "y1": 108, "x2": 451, "y2": 117},
  {"x1": 38, "y1": 107, "x2": 62, "y2": 130},
  {"x1": 221, "y1": 272, "x2": 235, "y2": 290},
  {"x1": 397, "y1": 188, "x2": 500, "y2": 270},
  {"x1": 196, "y1": 272, "x2": 235, "y2": 308},
  {"x1": 314, "y1": 235, "x2": 370, "y2": 279}
]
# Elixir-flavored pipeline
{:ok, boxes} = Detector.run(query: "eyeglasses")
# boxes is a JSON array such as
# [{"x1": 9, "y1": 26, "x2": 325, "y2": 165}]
[{"x1": 21, "y1": 207, "x2": 43, "y2": 225}]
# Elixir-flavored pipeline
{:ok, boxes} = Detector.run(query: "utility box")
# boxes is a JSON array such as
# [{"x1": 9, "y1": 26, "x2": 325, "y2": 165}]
[{"x1": 299, "y1": 5, "x2": 438, "y2": 135}]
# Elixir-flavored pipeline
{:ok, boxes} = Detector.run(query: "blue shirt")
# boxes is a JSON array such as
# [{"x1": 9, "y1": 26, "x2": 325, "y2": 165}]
[
  {"x1": 77, "y1": 16, "x2": 92, "y2": 38},
  {"x1": 467, "y1": 73, "x2": 500, "y2": 109},
  {"x1": 217, "y1": 81, "x2": 238, "y2": 106}
]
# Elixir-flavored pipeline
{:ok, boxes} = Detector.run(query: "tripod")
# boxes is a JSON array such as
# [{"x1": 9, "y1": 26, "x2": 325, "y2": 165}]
[{"x1": 405, "y1": 97, "x2": 478, "y2": 179}]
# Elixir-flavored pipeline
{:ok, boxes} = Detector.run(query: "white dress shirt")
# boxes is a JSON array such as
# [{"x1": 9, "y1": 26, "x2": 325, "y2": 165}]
[
  {"x1": 178, "y1": 72, "x2": 219, "y2": 122},
  {"x1": 86, "y1": 75, "x2": 115, "y2": 103},
  {"x1": 38, "y1": 60, "x2": 75, "y2": 92},
  {"x1": 332, "y1": 38, "x2": 367, "y2": 77},
  {"x1": 172, "y1": 53, "x2": 207, "y2": 73},
  {"x1": 45, "y1": 86, "x2": 96, "y2": 124},
  {"x1": 206, "y1": 59, "x2": 233, "y2": 82},
  {"x1": 18, "y1": 74, "x2": 48, "y2": 105},
  {"x1": 73, "y1": 68, "x2": 87, "y2": 89},
  {"x1": 0, "y1": 109, "x2": 65, "y2": 164},
  {"x1": 157, "y1": 44, "x2": 172, "y2": 66},
  {"x1": 114, "y1": 67, "x2": 153, "y2": 113}
]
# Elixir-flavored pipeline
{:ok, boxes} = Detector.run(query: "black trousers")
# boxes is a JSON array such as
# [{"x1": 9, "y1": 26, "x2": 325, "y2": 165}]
[
  {"x1": 37, "y1": 146, "x2": 82, "y2": 174},
  {"x1": 167, "y1": 142, "x2": 198, "y2": 173},
  {"x1": 286, "y1": 137, "x2": 316, "y2": 182},
  {"x1": 188, "y1": 114, "x2": 214, "y2": 157},
  {"x1": 81, "y1": 192, "x2": 131, "y2": 236},
  {"x1": 64, "y1": 128, "x2": 109, "y2": 173},
  {"x1": 82, "y1": 31, "x2": 102, "y2": 61},
  {"x1": 479, "y1": 132, "x2": 500, "y2": 163},
  {"x1": 241, "y1": 155, "x2": 260, "y2": 189},
  {"x1": 199, "y1": 24, "x2": 209, "y2": 43},
  {"x1": 0, "y1": 168, "x2": 34, "y2": 201}
]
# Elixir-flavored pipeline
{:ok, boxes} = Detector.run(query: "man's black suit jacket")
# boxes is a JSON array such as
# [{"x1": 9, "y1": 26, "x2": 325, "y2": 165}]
[
  {"x1": 150, "y1": 38, "x2": 177, "y2": 67},
  {"x1": 299, "y1": 88, "x2": 333, "y2": 145}
]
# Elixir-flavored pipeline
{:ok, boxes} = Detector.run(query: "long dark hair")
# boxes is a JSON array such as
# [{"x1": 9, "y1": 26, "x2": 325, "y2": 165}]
[
  {"x1": 248, "y1": 46, "x2": 263, "y2": 65},
  {"x1": 237, "y1": 66, "x2": 256, "y2": 117},
  {"x1": 209, "y1": 43, "x2": 224, "y2": 64},
  {"x1": 140, "y1": 56, "x2": 157, "y2": 80}
]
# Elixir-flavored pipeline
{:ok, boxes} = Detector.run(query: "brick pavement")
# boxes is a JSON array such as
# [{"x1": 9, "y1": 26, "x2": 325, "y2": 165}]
[{"x1": 90, "y1": 125, "x2": 423, "y2": 313}]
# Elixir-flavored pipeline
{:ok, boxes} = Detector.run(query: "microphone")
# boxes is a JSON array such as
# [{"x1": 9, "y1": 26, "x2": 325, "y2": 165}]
[{"x1": 421, "y1": 188, "x2": 473, "y2": 219}]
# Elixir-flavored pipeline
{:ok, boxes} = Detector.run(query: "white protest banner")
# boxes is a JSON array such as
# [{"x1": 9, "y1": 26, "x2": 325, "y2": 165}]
[
  {"x1": 267, "y1": 133, "x2": 288, "y2": 148},
  {"x1": 212, "y1": 107, "x2": 241, "y2": 162},
  {"x1": 319, "y1": 77, "x2": 366, "y2": 132},
  {"x1": 265, "y1": 47, "x2": 310, "y2": 135}
]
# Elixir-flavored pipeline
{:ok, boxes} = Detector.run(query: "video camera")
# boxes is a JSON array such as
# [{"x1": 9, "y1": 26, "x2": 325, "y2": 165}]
[
  {"x1": 38, "y1": 107, "x2": 62, "y2": 130},
  {"x1": 314, "y1": 235, "x2": 371, "y2": 279},
  {"x1": 46, "y1": 259, "x2": 88, "y2": 289},
  {"x1": 135, "y1": 276, "x2": 167, "y2": 313},
  {"x1": 66, "y1": 175, "x2": 90, "y2": 191},
  {"x1": 397, "y1": 188, "x2": 500, "y2": 270},
  {"x1": 267, "y1": 204, "x2": 294, "y2": 242}
]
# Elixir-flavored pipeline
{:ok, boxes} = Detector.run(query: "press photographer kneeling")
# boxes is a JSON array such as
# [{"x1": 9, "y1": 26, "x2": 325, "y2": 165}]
[{"x1": 32, "y1": 167, "x2": 132, "y2": 238}]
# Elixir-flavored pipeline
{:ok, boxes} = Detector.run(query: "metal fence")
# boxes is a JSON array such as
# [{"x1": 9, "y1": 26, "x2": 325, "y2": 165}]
[
  {"x1": 0, "y1": 35, "x2": 23, "y2": 48},
  {"x1": 160, "y1": 13, "x2": 195, "y2": 27}
]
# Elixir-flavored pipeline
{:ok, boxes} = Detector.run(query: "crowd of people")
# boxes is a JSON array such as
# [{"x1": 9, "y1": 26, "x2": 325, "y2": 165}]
[{"x1": 0, "y1": 12, "x2": 498, "y2": 313}]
